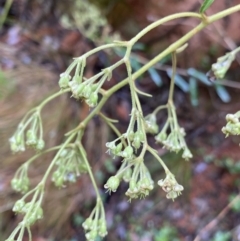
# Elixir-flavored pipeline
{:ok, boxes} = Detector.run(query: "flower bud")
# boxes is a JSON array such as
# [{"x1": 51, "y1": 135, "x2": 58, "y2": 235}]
[
  {"x1": 104, "y1": 176, "x2": 120, "y2": 193},
  {"x1": 82, "y1": 218, "x2": 93, "y2": 231},
  {"x1": 98, "y1": 221, "x2": 108, "y2": 237},
  {"x1": 155, "y1": 132, "x2": 167, "y2": 143},
  {"x1": 182, "y1": 148, "x2": 193, "y2": 160},
  {"x1": 121, "y1": 146, "x2": 134, "y2": 159},
  {"x1": 86, "y1": 230, "x2": 98, "y2": 241},
  {"x1": 86, "y1": 92, "x2": 98, "y2": 107},
  {"x1": 59, "y1": 73, "x2": 71, "y2": 89},
  {"x1": 36, "y1": 139, "x2": 45, "y2": 151},
  {"x1": 123, "y1": 168, "x2": 132, "y2": 182},
  {"x1": 166, "y1": 190, "x2": 178, "y2": 200},
  {"x1": 13, "y1": 200, "x2": 25, "y2": 213},
  {"x1": 83, "y1": 85, "x2": 92, "y2": 99},
  {"x1": 226, "y1": 114, "x2": 239, "y2": 124}
]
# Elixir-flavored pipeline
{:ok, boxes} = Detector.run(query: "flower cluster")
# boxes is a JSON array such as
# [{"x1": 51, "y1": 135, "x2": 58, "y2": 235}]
[
  {"x1": 11, "y1": 164, "x2": 30, "y2": 194},
  {"x1": 52, "y1": 146, "x2": 88, "y2": 188},
  {"x1": 82, "y1": 201, "x2": 107, "y2": 241},
  {"x1": 59, "y1": 58, "x2": 113, "y2": 108},
  {"x1": 13, "y1": 200, "x2": 43, "y2": 226},
  {"x1": 158, "y1": 172, "x2": 184, "y2": 201},
  {"x1": 154, "y1": 105, "x2": 192, "y2": 160},
  {"x1": 104, "y1": 158, "x2": 154, "y2": 201},
  {"x1": 211, "y1": 51, "x2": 236, "y2": 79},
  {"x1": 125, "y1": 161, "x2": 154, "y2": 200},
  {"x1": 9, "y1": 112, "x2": 45, "y2": 153},
  {"x1": 106, "y1": 110, "x2": 146, "y2": 160},
  {"x1": 144, "y1": 114, "x2": 159, "y2": 134},
  {"x1": 222, "y1": 112, "x2": 240, "y2": 137}
]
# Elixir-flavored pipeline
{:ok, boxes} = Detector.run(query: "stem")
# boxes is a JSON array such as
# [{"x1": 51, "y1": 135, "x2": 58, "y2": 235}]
[
  {"x1": 231, "y1": 46, "x2": 240, "y2": 56},
  {"x1": 79, "y1": 144, "x2": 101, "y2": 199},
  {"x1": 0, "y1": 0, "x2": 13, "y2": 29},
  {"x1": 153, "y1": 105, "x2": 168, "y2": 116},
  {"x1": 67, "y1": 5, "x2": 240, "y2": 136},
  {"x1": 37, "y1": 89, "x2": 70, "y2": 111},
  {"x1": 168, "y1": 52, "x2": 177, "y2": 102},
  {"x1": 147, "y1": 146, "x2": 169, "y2": 172},
  {"x1": 99, "y1": 112, "x2": 127, "y2": 147},
  {"x1": 24, "y1": 145, "x2": 67, "y2": 166},
  {"x1": 131, "y1": 12, "x2": 202, "y2": 44},
  {"x1": 76, "y1": 43, "x2": 121, "y2": 59},
  {"x1": 40, "y1": 133, "x2": 76, "y2": 184}
]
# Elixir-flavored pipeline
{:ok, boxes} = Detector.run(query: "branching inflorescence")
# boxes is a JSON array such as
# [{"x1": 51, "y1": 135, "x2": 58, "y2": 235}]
[{"x1": 6, "y1": 3, "x2": 240, "y2": 241}]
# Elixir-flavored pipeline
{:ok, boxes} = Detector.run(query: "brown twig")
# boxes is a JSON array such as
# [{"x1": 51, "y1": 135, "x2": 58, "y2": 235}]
[{"x1": 193, "y1": 193, "x2": 240, "y2": 241}]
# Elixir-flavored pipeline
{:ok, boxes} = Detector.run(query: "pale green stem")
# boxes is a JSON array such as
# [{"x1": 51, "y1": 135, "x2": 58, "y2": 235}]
[
  {"x1": 131, "y1": 12, "x2": 202, "y2": 44},
  {"x1": 0, "y1": 0, "x2": 13, "y2": 29},
  {"x1": 147, "y1": 146, "x2": 169, "y2": 172},
  {"x1": 79, "y1": 144, "x2": 101, "y2": 199},
  {"x1": 37, "y1": 88, "x2": 70, "y2": 111},
  {"x1": 39, "y1": 133, "x2": 76, "y2": 185},
  {"x1": 153, "y1": 105, "x2": 168, "y2": 116},
  {"x1": 76, "y1": 43, "x2": 120, "y2": 60},
  {"x1": 231, "y1": 46, "x2": 240, "y2": 56},
  {"x1": 168, "y1": 52, "x2": 177, "y2": 102},
  {"x1": 99, "y1": 112, "x2": 127, "y2": 148}
]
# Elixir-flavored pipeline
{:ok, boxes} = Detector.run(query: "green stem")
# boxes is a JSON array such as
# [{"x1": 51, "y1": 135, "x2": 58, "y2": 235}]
[
  {"x1": 153, "y1": 105, "x2": 168, "y2": 116},
  {"x1": 40, "y1": 133, "x2": 77, "y2": 184},
  {"x1": 0, "y1": 0, "x2": 13, "y2": 29},
  {"x1": 67, "y1": 5, "x2": 240, "y2": 135},
  {"x1": 37, "y1": 88, "x2": 70, "y2": 111},
  {"x1": 76, "y1": 43, "x2": 120, "y2": 59},
  {"x1": 231, "y1": 46, "x2": 240, "y2": 56},
  {"x1": 79, "y1": 144, "x2": 101, "y2": 199},
  {"x1": 99, "y1": 112, "x2": 127, "y2": 148},
  {"x1": 147, "y1": 146, "x2": 169, "y2": 172},
  {"x1": 131, "y1": 12, "x2": 202, "y2": 44},
  {"x1": 24, "y1": 145, "x2": 67, "y2": 166},
  {"x1": 168, "y1": 52, "x2": 177, "y2": 102}
]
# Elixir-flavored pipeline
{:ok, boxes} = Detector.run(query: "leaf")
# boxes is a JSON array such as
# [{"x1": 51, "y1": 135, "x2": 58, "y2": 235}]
[
  {"x1": 130, "y1": 57, "x2": 142, "y2": 72},
  {"x1": 148, "y1": 68, "x2": 162, "y2": 87},
  {"x1": 199, "y1": 0, "x2": 215, "y2": 13},
  {"x1": 167, "y1": 69, "x2": 189, "y2": 93},
  {"x1": 132, "y1": 43, "x2": 145, "y2": 51},
  {"x1": 187, "y1": 68, "x2": 212, "y2": 86},
  {"x1": 189, "y1": 77, "x2": 199, "y2": 106},
  {"x1": 215, "y1": 84, "x2": 231, "y2": 103}
]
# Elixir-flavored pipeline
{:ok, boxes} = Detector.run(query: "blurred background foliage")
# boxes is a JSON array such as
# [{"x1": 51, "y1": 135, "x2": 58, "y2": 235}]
[{"x1": 0, "y1": 0, "x2": 240, "y2": 240}]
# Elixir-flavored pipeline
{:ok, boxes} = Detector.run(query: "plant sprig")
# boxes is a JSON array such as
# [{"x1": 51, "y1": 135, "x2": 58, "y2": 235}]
[{"x1": 6, "y1": 4, "x2": 240, "y2": 241}]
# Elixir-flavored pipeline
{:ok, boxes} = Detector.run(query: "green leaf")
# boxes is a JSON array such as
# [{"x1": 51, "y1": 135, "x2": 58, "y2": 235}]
[
  {"x1": 132, "y1": 43, "x2": 145, "y2": 51},
  {"x1": 229, "y1": 194, "x2": 240, "y2": 213},
  {"x1": 187, "y1": 68, "x2": 212, "y2": 86},
  {"x1": 215, "y1": 84, "x2": 231, "y2": 103},
  {"x1": 199, "y1": 0, "x2": 215, "y2": 13},
  {"x1": 148, "y1": 68, "x2": 162, "y2": 87},
  {"x1": 189, "y1": 77, "x2": 199, "y2": 106},
  {"x1": 130, "y1": 57, "x2": 142, "y2": 72},
  {"x1": 211, "y1": 231, "x2": 231, "y2": 241}
]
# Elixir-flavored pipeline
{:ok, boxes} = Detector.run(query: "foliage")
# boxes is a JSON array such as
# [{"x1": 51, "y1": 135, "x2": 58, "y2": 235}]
[
  {"x1": 4, "y1": 2, "x2": 240, "y2": 241},
  {"x1": 210, "y1": 231, "x2": 231, "y2": 241},
  {"x1": 153, "y1": 225, "x2": 180, "y2": 241}
]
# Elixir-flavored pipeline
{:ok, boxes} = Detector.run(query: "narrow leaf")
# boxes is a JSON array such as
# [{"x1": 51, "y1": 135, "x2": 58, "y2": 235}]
[
  {"x1": 199, "y1": 0, "x2": 215, "y2": 13},
  {"x1": 215, "y1": 84, "x2": 231, "y2": 103},
  {"x1": 189, "y1": 77, "x2": 199, "y2": 106},
  {"x1": 187, "y1": 68, "x2": 212, "y2": 86},
  {"x1": 130, "y1": 58, "x2": 142, "y2": 72},
  {"x1": 148, "y1": 68, "x2": 162, "y2": 87}
]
